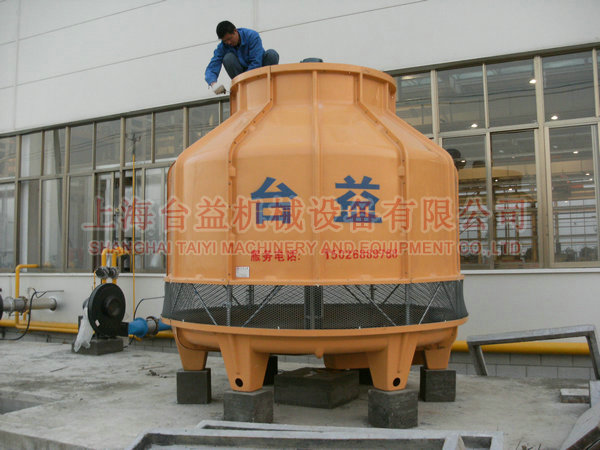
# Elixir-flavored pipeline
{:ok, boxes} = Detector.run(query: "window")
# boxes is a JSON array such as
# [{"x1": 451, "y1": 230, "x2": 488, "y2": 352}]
[
  {"x1": 41, "y1": 179, "x2": 63, "y2": 269},
  {"x1": 95, "y1": 120, "x2": 121, "y2": 169},
  {"x1": 443, "y1": 135, "x2": 488, "y2": 267},
  {"x1": 438, "y1": 66, "x2": 485, "y2": 132},
  {"x1": 43, "y1": 129, "x2": 65, "y2": 175},
  {"x1": 543, "y1": 52, "x2": 595, "y2": 121},
  {"x1": 20, "y1": 132, "x2": 42, "y2": 177},
  {"x1": 548, "y1": 126, "x2": 598, "y2": 263},
  {"x1": 491, "y1": 131, "x2": 538, "y2": 267},
  {"x1": 69, "y1": 124, "x2": 93, "y2": 173},
  {"x1": 0, "y1": 183, "x2": 15, "y2": 268},
  {"x1": 155, "y1": 109, "x2": 183, "y2": 161},
  {"x1": 144, "y1": 168, "x2": 167, "y2": 271},
  {"x1": 395, "y1": 72, "x2": 432, "y2": 134},
  {"x1": 67, "y1": 176, "x2": 93, "y2": 271},
  {"x1": 0, "y1": 136, "x2": 17, "y2": 179},
  {"x1": 125, "y1": 114, "x2": 152, "y2": 165},
  {"x1": 19, "y1": 180, "x2": 40, "y2": 266},
  {"x1": 189, "y1": 104, "x2": 219, "y2": 144},
  {"x1": 487, "y1": 59, "x2": 537, "y2": 127}
]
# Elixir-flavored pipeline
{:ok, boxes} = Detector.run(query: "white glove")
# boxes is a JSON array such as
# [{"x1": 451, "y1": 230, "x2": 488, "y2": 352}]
[{"x1": 212, "y1": 84, "x2": 226, "y2": 95}]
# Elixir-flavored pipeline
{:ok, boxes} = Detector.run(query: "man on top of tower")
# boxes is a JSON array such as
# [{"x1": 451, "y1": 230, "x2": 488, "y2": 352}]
[{"x1": 205, "y1": 20, "x2": 279, "y2": 95}]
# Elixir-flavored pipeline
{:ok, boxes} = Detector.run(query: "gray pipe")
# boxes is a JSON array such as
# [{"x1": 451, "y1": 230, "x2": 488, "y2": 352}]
[{"x1": 2, "y1": 296, "x2": 57, "y2": 313}]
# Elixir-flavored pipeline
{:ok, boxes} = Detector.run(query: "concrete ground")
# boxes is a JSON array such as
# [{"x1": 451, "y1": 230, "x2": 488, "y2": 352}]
[{"x1": 0, "y1": 341, "x2": 590, "y2": 449}]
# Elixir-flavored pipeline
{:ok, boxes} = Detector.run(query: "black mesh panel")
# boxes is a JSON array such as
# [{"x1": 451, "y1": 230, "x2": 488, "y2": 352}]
[{"x1": 162, "y1": 280, "x2": 467, "y2": 330}]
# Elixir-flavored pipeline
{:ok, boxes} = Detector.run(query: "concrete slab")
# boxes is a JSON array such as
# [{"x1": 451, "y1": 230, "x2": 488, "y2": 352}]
[
  {"x1": 129, "y1": 420, "x2": 504, "y2": 449},
  {"x1": 0, "y1": 341, "x2": 590, "y2": 449},
  {"x1": 560, "y1": 402, "x2": 600, "y2": 450},
  {"x1": 560, "y1": 388, "x2": 589, "y2": 404}
]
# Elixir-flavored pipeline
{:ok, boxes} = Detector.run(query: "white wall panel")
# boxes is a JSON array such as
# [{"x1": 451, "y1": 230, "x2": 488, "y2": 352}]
[
  {"x1": 458, "y1": 272, "x2": 600, "y2": 341},
  {"x1": 0, "y1": 87, "x2": 15, "y2": 132},
  {"x1": 18, "y1": 0, "x2": 162, "y2": 38},
  {"x1": 256, "y1": 0, "x2": 409, "y2": 31},
  {"x1": 0, "y1": 0, "x2": 18, "y2": 44},
  {"x1": 17, "y1": 0, "x2": 253, "y2": 85},
  {"x1": 14, "y1": 41, "x2": 228, "y2": 130},
  {"x1": 260, "y1": 0, "x2": 600, "y2": 71},
  {"x1": 0, "y1": 43, "x2": 16, "y2": 88}
]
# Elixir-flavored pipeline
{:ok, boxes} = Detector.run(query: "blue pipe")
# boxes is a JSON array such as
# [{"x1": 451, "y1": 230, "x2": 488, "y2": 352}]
[{"x1": 128, "y1": 317, "x2": 171, "y2": 338}]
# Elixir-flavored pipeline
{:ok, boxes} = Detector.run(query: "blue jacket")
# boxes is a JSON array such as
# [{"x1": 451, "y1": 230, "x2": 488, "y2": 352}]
[{"x1": 204, "y1": 28, "x2": 265, "y2": 85}]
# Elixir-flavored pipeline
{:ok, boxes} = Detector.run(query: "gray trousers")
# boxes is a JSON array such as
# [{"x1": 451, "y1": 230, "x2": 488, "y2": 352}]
[{"x1": 223, "y1": 49, "x2": 279, "y2": 79}]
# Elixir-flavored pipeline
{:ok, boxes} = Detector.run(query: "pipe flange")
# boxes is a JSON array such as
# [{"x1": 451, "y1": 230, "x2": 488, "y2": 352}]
[{"x1": 146, "y1": 316, "x2": 160, "y2": 336}]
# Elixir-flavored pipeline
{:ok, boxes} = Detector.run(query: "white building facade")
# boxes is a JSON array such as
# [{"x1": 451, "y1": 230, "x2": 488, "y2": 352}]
[{"x1": 1, "y1": 0, "x2": 600, "y2": 358}]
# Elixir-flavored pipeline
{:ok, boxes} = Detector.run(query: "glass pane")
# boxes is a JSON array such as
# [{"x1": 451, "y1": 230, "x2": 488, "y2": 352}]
[
  {"x1": 155, "y1": 109, "x2": 183, "y2": 161},
  {"x1": 543, "y1": 51, "x2": 595, "y2": 121},
  {"x1": 20, "y1": 132, "x2": 42, "y2": 177},
  {"x1": 222, "y1": 101, "x2": 230, "y2": 120},
  {"x1": 144, "y1": 168, "x2": 166, "y2": 271},
  {"x1": 41, "y1": 179, "x2": 63, "y2": 269},
  {"x1": 43, "y1": 129, "x2": 66, "y2": 175},
  {"x1": 0, "y1": 183, "x2": 15, "y2": 268},
  {"x1": 0, "y1": 136, "x2": 17, "y2": 179},
  {"x1": 96, "y1": 119, "x2": 121, "y2": 169},
  {"x1": 395, "y1": 72, "x2": 432, "y2": 134},
  {"x1": 487, "y1": 59, "x2": 537, "y2": 127},
  {"x1": 93, "y1": 172, "x2": 118, "y2": 257},
  {"x1": 549, "y1": 126, "x2": 598, "y2": 262},
  {"x1": 19, "y1": 180, "x2": 40, "y2": 266},
  {"x1": 119, "y1": 170, "x2": 143, "y2": 272},
  {"x1": 491, "y1": 131, "x2": 538, "y2": 267},
  {"x1": 189, "y1": 103, "x2": 219, "y2": 144},
  {"x1": 68, "y1": 176, "x2": 93, "y2": 271},
  {"x1": 443, "y1": 135, "x2": 489, "y2": 267},
  {"x1": 70, "y1": 124, "x2": 93, "y2": 173},
  {"x1": 125, "y1": 114, "x2": 152, "y2": 165},
  {"x1": 438, "y1": 66, "x2": 485, "y2": 132}
]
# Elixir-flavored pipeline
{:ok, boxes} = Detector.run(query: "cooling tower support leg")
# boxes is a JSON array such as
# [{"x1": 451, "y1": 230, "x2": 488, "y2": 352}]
[
  {"x1": 368, "y1": 388, "x2": 418, "y2": 428},
  {"x1": 173, "y1": 328, "x2": 208, "y2": 371},
  {"x1": 223, "y1": 389, "x2": 273, "y2": 423},
  {"x1": 218, "y1": 335, "x2": 270, "y2": 392},
  {"x1": 366, "y1": 334, "x2": 417, "y2": 391},
  {"x1": 419, "y1": 367, "x2": 456, "y2": 402}
]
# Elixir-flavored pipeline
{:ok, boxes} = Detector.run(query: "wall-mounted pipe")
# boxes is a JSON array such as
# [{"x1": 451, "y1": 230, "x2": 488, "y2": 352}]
[{"x1": 2, "y1": 296, "x2": 57, "y2": 314}]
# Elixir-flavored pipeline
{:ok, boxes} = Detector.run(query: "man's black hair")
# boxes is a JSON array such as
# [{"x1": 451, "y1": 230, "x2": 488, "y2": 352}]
[{"x1": 216, "y1": 21, "x2": 236, "y2": 39}]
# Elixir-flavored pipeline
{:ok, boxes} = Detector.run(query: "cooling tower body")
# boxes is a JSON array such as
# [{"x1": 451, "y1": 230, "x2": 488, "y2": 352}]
[{"x1": 161, "y1": 63, "x2": 468, "y2": 392}]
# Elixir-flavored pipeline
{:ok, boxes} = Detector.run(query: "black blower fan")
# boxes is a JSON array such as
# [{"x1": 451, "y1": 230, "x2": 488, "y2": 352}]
[{"x1": 84, "y1": 283, "x2": 129, "y2": 337}]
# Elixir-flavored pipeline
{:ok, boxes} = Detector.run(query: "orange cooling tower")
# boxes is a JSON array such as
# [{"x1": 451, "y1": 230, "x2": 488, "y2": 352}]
[{"x1": 161, "y1": 63, "x2": 468, "y2": 392}]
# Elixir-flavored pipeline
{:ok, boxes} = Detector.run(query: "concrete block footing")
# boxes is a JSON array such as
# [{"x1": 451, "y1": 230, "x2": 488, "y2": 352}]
[
  {"x1": 176, "y1": 369, "x2": 211, "y2": 404},
  {"x1": 368, "y1": 388, "x2": 418, "y2": 429},
  {"x1": 263, "y1": 356, "x2": 278, "y2": 385},
  {"x1": 223, "y1": 389, "x2": 273, "y2": 423},
  {"x1": 71, "y1": 337, "x2": 123, "y2": 355},
  {"x1": 419, "y1": 367, "x2": 456, "y2": 402},
  {"x1": 274, "y1": 367, "x2": 358, "y2": 409}
]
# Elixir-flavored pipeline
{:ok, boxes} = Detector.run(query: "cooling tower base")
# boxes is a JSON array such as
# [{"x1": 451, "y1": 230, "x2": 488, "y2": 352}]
[{"x1": 163, "y1": 317, "x2": 467, "y2": 392}]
